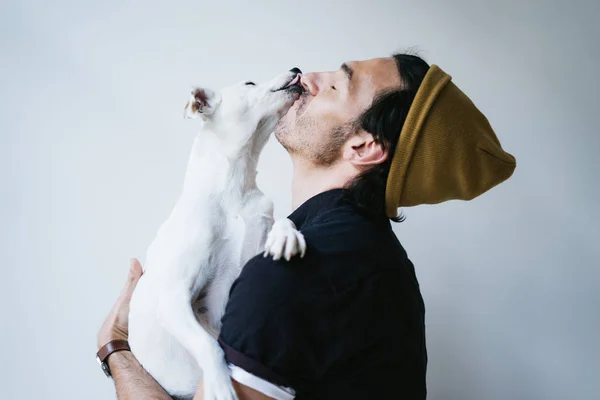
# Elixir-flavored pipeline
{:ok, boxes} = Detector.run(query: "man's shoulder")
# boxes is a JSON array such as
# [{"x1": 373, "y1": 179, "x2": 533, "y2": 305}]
[
  {"x1": 232, "y1": 204, "x2": 405, "y2": 301},
  {"x1": 233, "y1": 253, "x2": 307, "y2": 298},
  {"x1": 301, "y1": 205, "x2": 396, "y2": 255},
  {"x1": 238, "y1": 253, "x2": 296, "y2": 280}
]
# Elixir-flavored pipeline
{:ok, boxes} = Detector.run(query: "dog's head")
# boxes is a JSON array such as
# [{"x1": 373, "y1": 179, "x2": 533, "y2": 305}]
[{"x1": 184, "y1": 68, "x2": 303, "y2": 149}]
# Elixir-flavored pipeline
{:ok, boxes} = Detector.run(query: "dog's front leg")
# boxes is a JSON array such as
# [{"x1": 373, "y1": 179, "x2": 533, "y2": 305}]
[
  {"x1": 263, "y1": 218, "x2": 307, "y2": 261},
  {"x1": 157, "y1": 281, "x2": 237, "y2": 400}
]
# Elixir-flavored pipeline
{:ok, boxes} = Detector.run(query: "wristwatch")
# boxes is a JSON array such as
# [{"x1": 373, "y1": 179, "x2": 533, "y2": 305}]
[{"x1": 96, "y1": 339, "x2": 131, "y2": 378}]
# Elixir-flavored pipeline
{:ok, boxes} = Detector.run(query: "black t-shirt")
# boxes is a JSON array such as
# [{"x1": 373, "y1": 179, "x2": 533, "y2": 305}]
[{"x1": 218, "y1": 189, "x2": 427, "y2": 399}]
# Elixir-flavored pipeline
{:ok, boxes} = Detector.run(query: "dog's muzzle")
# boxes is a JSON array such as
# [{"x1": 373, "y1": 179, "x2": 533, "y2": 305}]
[{"x1": 273, "y1": 70, "x2": 303, "y2": 93}]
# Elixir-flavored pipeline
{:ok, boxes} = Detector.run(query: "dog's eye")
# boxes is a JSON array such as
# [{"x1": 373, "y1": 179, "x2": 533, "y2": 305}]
[
  {"x1": 245, "y1": 81, "x2": 256, "y2": 86},
  {"x1": 331, "y1": 85, "x2": 337, "y2": 90}
]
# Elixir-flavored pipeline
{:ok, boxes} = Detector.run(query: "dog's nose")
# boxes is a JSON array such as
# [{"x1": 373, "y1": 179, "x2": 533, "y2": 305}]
[{"x1": 290, "y1": 67, "x2": 302, "y2": 75}]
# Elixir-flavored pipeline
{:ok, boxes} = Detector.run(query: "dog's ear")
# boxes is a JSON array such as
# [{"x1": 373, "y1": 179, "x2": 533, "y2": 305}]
[{"x1": 184, "y1": 87, "x2": 222, "y2": 119}]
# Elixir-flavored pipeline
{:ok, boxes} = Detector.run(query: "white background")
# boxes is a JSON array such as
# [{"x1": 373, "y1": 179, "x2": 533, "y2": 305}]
[{"x1": 2, "y1": 0, "x2": 599, "y2": 398}]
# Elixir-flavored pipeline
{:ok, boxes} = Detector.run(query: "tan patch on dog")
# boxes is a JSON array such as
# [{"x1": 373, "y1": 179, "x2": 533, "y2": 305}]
[{"x1": 184, "y1": 100, "x2": 198, "y2": 114}]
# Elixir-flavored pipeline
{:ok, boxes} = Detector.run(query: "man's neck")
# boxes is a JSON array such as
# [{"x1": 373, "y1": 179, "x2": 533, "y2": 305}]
[{"x1": 291, "y1": 159, "x2": 353, "y2": 210}]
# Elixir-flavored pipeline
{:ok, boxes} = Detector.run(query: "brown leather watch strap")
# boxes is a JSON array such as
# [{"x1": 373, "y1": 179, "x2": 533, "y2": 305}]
[{"x1": 97, "y1": 339, "x2": 131, "y2": 363}]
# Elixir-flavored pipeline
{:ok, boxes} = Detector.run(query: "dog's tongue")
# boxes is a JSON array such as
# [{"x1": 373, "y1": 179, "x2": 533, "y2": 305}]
[{"x1": 286, "y1": 74, "x2": 301, "y2": 87}]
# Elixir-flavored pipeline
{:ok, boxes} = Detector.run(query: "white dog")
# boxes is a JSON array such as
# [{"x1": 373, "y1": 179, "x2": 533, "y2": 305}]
[{"x1": 128, "y1": 69, "x2": 306, "y2": 400}]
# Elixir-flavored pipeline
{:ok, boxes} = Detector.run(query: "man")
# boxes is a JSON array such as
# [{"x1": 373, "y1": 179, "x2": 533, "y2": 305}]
[{"x1": 97, "y1": 54, "x2": 516, "y2": 399}]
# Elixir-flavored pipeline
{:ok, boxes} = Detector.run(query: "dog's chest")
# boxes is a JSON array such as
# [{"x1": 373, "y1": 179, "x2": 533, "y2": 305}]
[
  {"x1": 210, "y1": 201, "x2": 268, "y2": 276},
  {"x1": 194, "y1": 208, "x2": 267, "y2": 329}
]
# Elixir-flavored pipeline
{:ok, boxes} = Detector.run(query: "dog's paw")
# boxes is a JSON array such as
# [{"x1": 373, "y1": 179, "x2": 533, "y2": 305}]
[
  {"x1": 263, "y1": 218, "x2": 306, "y2": 261},
  {"x1": 203, "y1": 360, "x2": 238, "y2": 400}
]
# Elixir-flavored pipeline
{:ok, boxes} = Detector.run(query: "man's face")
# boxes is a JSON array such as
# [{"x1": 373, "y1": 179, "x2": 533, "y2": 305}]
[{"x1": 274, "y1": 57, "x2": 402, "y2": 166}]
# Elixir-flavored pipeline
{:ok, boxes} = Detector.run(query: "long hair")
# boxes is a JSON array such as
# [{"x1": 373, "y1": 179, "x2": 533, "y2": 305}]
[{"x1": 345, "y1": 54, "x2": 430, "y2": 222}]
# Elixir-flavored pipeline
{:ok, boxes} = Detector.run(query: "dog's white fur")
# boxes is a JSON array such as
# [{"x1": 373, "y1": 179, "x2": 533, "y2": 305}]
[{"x1": 128, "y1": 71, "x2": 305, "y2": 400}]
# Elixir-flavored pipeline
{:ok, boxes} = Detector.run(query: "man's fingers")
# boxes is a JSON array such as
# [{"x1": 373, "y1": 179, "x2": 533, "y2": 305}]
[
  {"x1": 129, "y1": 258, "x2": 143, "y2": 280},
  {"x1": 123, "y1": 258, "x2": 143, "y2": 294}
]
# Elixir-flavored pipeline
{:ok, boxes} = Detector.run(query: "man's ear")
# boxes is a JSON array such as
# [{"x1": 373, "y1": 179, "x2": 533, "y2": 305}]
[
  {"x1": 184, "y1": 87, "x2": 222, "y2": 119},
  {"x1": 343, "y1": 131, "x2": 388, "y2": 166}
]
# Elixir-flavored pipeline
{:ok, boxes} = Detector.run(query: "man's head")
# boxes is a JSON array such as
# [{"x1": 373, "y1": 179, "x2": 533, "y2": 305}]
[{"x1": 275, "y1": 54, "x2": 430, "y2": 219}]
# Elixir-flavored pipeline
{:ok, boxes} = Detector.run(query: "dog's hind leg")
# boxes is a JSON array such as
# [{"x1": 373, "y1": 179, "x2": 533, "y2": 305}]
[{"x1": 157, "y1": 257, "x2": 238, "y2": 400}]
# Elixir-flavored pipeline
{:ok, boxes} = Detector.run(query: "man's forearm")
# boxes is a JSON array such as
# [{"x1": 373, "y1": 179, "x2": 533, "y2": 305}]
[{"x1": 108, "y1": 351, "x2": 172, "y2": 400}]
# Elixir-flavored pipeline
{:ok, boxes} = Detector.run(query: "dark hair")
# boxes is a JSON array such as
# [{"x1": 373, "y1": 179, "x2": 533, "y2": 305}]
[{"x1": 345, "y1": 53, "x2": 430, "y2": 222}]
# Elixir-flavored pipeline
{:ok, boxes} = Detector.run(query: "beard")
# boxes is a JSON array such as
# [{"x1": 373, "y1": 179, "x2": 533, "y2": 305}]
[{"x1": 275, "y1": 106, "x2": 351, "y2": 167}]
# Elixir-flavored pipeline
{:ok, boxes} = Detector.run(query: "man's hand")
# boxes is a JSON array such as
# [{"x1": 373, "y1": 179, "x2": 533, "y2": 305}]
[{"x1": 97, "y1": 258, "x2": 143, "y2": 348}]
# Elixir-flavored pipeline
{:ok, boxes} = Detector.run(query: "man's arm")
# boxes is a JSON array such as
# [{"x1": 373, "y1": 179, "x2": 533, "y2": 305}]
[
  {"x1": 98, "y1": 259, "x2": 172, "y2": 399},
  {"x1": 108, "y1": 351, "x2": 172, "y2": 400}
]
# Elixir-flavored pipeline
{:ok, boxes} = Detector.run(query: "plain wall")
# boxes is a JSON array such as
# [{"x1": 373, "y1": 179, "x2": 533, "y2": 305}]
[{"x1": 2, "y1": 0, "x2": 598, "y2": 398}]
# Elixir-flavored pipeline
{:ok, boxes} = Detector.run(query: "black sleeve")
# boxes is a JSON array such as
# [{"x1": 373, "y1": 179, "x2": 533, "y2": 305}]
[{"x1": 218, "y1": 254, "x2": 311, "y2": 389}]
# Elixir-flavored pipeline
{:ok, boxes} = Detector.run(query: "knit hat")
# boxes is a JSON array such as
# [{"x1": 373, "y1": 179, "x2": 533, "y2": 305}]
[{"x1": 385, "y1": 65, "x2": 516, "y2": 217}]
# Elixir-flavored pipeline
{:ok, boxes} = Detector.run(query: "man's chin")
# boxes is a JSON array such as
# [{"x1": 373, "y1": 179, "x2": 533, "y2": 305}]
[
  {"x1": 273, "y1": 131, "x2": 292, "y2": 153},
  {"x1": 273, "y1": 122, "x2": 286, "y2": 144},
  {"x1": 275, "y1": 113, "x2": 292, "y2": 135},
  {"x1": 273, "y1": 122, "x2": 294, "y2": 151}
]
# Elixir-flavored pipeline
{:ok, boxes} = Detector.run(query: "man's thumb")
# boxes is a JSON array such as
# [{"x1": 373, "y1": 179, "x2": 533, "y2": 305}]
[{"x1": 127, "y1": 258, "x2": 143, "y2": 285}]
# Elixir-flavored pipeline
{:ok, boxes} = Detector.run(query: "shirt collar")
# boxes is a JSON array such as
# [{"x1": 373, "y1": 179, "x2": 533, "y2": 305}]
[{"x1": 288, "y1": 188, "x2": 350, "y2": 229}]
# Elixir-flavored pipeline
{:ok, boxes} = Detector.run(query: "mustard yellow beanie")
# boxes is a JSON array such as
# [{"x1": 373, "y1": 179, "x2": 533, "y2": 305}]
[{"x1": 385, "y1": 65, "x2": 517, "y2": 217}]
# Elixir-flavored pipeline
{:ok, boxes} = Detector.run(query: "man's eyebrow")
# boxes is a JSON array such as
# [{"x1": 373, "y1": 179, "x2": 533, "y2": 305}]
[{"x1": 341, "y1": 63, "x2": 353, "y2": 84}]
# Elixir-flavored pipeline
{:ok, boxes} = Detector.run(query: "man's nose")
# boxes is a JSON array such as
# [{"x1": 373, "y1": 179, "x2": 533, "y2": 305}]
[{"x1": 300, "y1": 73, "x2": 319, "y2": 95}]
